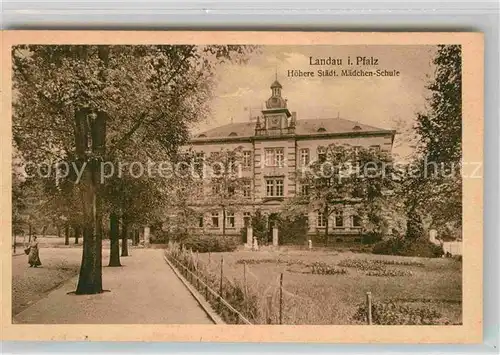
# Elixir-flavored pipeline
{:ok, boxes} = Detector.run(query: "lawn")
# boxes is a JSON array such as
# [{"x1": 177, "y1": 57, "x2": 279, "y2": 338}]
[
  {"x1": 11, "y1": 248, "x2": 82, "y2": 315},
  {"x1": 194, "y1": 248, "x2": 462, "y2": 325}
]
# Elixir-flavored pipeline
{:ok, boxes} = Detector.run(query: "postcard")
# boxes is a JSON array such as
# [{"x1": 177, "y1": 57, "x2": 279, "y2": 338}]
[{"x1": 1, "y1": 31, "x2": 483, "y2": 343}]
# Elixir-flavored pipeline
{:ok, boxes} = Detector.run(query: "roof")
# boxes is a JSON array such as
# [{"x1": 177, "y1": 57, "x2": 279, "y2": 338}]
[
  {"x1": 270, "y1": 80, "x2": 282, "y2": 88},
  {"x1": 192, "y1": 117, "x2": 393, "y2": 141}
]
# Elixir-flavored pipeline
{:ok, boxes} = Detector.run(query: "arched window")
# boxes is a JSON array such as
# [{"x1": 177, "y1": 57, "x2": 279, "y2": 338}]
[
  {"x1": 228, "y1": 132, "x2": 238, "y2": 137},
  {"x1": 352, "y1": 125, "x2": 362, "y2": 131},
  {"x1": 317, "y1": 127, "x2": 326, "y2": 132},
  {"x1": 198, "y1": 134, "x2": 207, "y2": 138}
]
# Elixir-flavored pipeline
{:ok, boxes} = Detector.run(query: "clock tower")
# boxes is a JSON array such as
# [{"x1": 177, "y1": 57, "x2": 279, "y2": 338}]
[{"x1": 255, "y1": 78, "x2": 293, "y2": 136}]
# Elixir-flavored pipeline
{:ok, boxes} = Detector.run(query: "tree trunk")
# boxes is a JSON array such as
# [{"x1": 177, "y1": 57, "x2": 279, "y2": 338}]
[
  {"x1": 108, "y1": 213, "x2": 121, "y2": 266},
  {"x1": 57, "y1": 226, "x2": 61, "y2": 238},
  {"x1": 42, "y1": 225, "x2": 47, "y2": 238},
  {"x1": 75, "y1": 225, "x2": 81, "y2": 244},
  {"x1": 324, "y1": 207, "x2": 329, "y2": 246},
  {"x1": 222, "y1": 207, "x2": 226, "y2": 238},
  {"x1": 75, "y1": 160, "x2": 103, "y2": 294},
  {"x1": 121, "y1": 218, "x2": 129, "y2": 257},
  {"x1": 64, "y1": 225, "x2": 70, "y2": 245},
  {"x1": 74, "y1": 104, "x2": 105, "y2": 294},
  {"x1": 28, "y1": 224, "x2": 32, "y2": 243},
  {"x1": 132, "y1": 228, "x2": 139, "y2": 246}
]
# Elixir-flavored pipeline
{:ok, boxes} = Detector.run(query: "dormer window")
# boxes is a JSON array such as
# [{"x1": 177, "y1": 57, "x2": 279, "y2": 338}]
[
  {"x1": 198, "y1": 134, "x2": 207, "y2": 138},
  {"x1": 317, "y1": 127, "x2": 326, "y2": 133},
  {"x1": 228, "y1": 132, "x2": 238, "y2": 137},
  {"x1": 352, "y1": 124, "x2": 362, "y2": 131}
]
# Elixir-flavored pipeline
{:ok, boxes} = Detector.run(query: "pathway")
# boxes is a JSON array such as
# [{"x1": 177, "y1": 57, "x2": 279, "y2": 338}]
[{"x1": 13, "y1": 249, "x2": 213, "y2": 324}]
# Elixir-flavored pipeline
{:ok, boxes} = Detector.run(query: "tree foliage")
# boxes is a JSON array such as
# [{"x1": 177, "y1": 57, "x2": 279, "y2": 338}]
[
  {"x1": 12, "y1": 44, "x2": 254, "y2": 293},
  {"x1": 402, "y1": 45, "x2": 463, "y2": 237},
  {"x1": 298, "y1": 144, "x2": 393, "y2": 239}
]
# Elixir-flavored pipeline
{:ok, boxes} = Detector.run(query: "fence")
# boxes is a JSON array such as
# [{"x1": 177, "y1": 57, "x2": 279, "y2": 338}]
[
  {"x1": 165, "y1": 243, "x2": 416, "y2": 325},
  {"x1": 165, "y1": 243, "x2": 253, "y2": 324},
  {"x1": 442, "y1": 241, "x2": 462, "y2": 256}
]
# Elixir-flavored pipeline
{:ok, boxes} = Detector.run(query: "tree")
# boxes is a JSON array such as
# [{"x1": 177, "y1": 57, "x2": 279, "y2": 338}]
[
  {"x1": 299, "y1": 144, "x2": 393, "y2": 243},
  {"x1": 402, "y1": 45, "x2": 462, "y2": 238},
  {"x1": 13, "y1": 44, "x2": 254, "y2": 294},
  {"x1": 204, "y1": 148, "x2": 250, "y2": 237}
]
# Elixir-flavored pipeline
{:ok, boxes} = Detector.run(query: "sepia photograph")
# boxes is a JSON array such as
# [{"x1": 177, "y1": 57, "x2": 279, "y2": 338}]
[{"x1": 2, "y1": 31, "x2": 483, "y2": 343}]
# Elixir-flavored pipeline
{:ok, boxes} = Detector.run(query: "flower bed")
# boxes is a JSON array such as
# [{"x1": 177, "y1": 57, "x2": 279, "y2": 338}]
[{"x1": 353, "y1": 299, "x2": 455, "y2": 325}]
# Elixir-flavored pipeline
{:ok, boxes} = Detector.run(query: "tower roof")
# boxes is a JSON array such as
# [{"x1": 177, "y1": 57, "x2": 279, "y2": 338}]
[{"x1": 270, "y1": 80, "x2": 282, "y2": 89}]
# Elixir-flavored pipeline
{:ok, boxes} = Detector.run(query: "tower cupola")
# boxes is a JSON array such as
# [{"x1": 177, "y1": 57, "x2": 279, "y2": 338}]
[{"x1": 266, "y1": 79, "x2": 287, "y2": 109}]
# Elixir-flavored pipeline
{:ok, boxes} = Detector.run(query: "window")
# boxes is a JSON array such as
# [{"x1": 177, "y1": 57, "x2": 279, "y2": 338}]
[
  {"x1": 198, "y1": 215, "x2": 204, "y2": 228},
  {"x1": 227, "y1": 185, "x2": 235, "y2": 196},
  {"x1": 370, "y1": 145, "x2": 381, "y2": 153},
  {"x1": 300, "y1": 184, "x2": 309, "y2": 196},
  {"x1": 243, "y1": 212, "x2": 251, "y2": 227},
  {"x1": 266, "y1": 179, "x2": 284, "y2": 197},
  {"x1": 212, "y1": 184, "x2": 220, "y2": 195},
  {"x1": 266, "y1": 179, "x2": 274, "y2": 197},
  {"x1": 243, "y1": 181, "x2": 251, "y2": 197},
  {"x1": 226, "y1": 212, "x2": 235, "y2": 228},
  {"x1": 335, "y1": 211, "x2": 344, "y2": 227},
  {"x1": 211, "y1": 212, "x2": 219, "y2": 228},
  {"x1": 243, "y1": 151, "x2": 252, "y2": 168},
  {"x1": 352, "y1": 215, "x2": 362, "y2": 227},
  {"x1": 300, "y1": 148, "x2": 310, "y2": 166},
  {"x1": 317, "y1": 146, "x2": 326, "y2": 162},
  {"x1": 228, "y1": 156, "x2": 237, "y2": 173},
  {"x1": 194, "y1": 152, "x2": 205, "y2": 177},
  {"x1": 317, "y1": 212, "x2": 327, "y2": 227},
  {"x1": 276, "y1": 180, "x2": 284, "y2": 196},
  {"x1": 276, "y1": 149, "x2": 284, "y2": 167},
  {"x1": 264, "y1": 148, "x2": 284, "y2": 167}
]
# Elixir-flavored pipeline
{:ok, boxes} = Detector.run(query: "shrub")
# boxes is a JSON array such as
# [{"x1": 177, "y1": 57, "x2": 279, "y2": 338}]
[
  {"x1": 182, "y1": 234, "x2": 238, "y2": 253},
  {"x1": 278, "y1": 215, "x2": 308, "y2": 245},
  {"x1": 406, "y1": 213, "x2": 425, "y2": 240},
  {"x1": 353, "y1": 300, "x2": 450, "y2": 325},
  {"x1": 362, "y1": 231, "x2": 383, "y2": 245},
  {"x1": 372, "y1": 237, "x2": 443, "y2": 258}
]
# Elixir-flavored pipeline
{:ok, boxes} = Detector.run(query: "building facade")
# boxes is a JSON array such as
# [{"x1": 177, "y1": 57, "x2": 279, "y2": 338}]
[{"x1": 183, "y1": 79, "x2": 396, "y2": 241}]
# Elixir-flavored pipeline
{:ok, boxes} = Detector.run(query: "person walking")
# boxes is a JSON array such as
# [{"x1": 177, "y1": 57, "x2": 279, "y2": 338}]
[{"x1": 26, "y1": 235, "x2": 42, "y2": 268}]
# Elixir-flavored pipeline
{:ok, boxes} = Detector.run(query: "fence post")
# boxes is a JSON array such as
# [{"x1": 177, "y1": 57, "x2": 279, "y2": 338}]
[
  {"x1": 243, "y1": 262, "x2": 247, "y2": 300},
  {"x1": 219, "y1": 256, "x2": 224, "y2": 311},
  {"x1": 279, "y1": 273, "x2": 284, "y2": 325},
  {"x1": 366, "y1": 291, "x2": 373, "y2": 325},
  {"x1": 266, "y1": 294, "x2": 273, "y2": 324}
]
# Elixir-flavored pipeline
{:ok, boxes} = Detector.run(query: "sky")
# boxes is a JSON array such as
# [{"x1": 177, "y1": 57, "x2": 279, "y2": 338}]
[{"x1": 195, "y1": 45, "x2": 438, "y2": 159}]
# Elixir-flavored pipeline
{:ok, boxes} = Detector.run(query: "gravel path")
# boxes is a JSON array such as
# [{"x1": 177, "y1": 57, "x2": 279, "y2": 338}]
[{"x1": 13, "y1": 249, "x2": 213, "y2": 324}]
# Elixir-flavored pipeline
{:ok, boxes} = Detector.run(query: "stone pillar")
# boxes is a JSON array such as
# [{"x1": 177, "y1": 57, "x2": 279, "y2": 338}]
[
  {"x1": 246, "y1": 226, "x2": 253, "y2": 248},
  {"x1": 308, "y1": 239, "x2": 312, "y2": 250},
  {"x1": 272, "y1": 227, "x2": 279, "y2": 246},
  {"x1": 144, "y1": 226, "x2": 150, "y2": 247},
  {"x1": 252, "y1": 236, "x2": 259, "y2": 251},
  {"x1": 429, "y1": 229, "x2": 438, "y2": 244}
]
